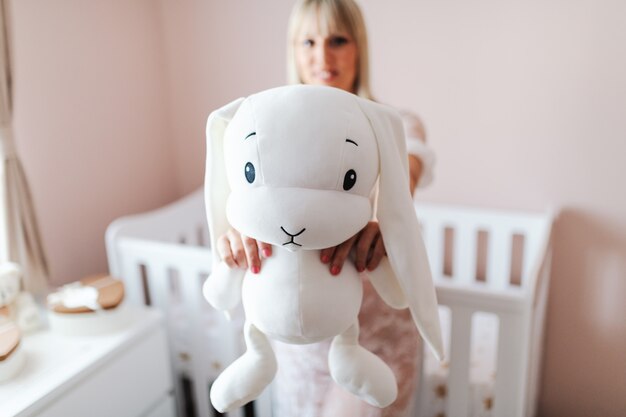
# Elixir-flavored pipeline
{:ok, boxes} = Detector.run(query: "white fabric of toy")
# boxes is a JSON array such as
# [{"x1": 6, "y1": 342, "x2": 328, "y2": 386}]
[
  {"x1": 47, "y1": 282, "x2": 101, "y2": 311},
  {"x1": 0, "y1": 262, "x2": 42, "y2": 333},
  {"x1": 203, "y1": 85, "x2": 444, "y2": 412}
]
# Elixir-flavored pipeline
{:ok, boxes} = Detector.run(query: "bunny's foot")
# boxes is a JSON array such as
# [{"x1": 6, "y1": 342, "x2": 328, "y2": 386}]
[
  {"x1": 328, "y1": 323, "x2": 398, "y2": 408},
  {"x1": 210, "y1": 322, "x2": 277, "y2": 412}
]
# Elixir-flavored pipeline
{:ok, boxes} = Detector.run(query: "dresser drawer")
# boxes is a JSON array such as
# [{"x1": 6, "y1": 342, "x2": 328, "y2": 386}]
[{"x1": 1, "y1": 308, "x2": 174, "y2": 417}]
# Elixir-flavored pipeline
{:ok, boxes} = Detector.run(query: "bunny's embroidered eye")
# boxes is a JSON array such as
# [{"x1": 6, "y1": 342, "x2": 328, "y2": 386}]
[
  {"x1": 245, "y1": 162, "x2": 256, "y2": 184},
  {"x1": 343, "y1": 169, "x2": 357, "y2": 190}
]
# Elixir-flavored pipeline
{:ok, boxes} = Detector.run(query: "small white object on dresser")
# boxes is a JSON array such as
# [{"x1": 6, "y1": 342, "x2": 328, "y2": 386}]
[{"x1": 0, "y1": 306, "x2": 174, "y2": 417}]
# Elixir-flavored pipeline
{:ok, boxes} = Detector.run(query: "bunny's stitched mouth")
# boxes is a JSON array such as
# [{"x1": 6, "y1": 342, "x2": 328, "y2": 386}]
[{"x1": 281, "y1": 226, "x2": 306, "y2": 247}]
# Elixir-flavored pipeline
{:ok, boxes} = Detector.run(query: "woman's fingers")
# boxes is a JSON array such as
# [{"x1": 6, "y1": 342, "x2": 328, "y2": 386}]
[
  {"x1": 330, "y1": 234, "x2": 358, "y2": 275},
  {"x1": 354, "y1": 222, "x2": 380, "y2": 272},
  {"x1": 258, "y1": 241, "x2": 273, "y2": 259},
  {"x1": 320, "y1": 247, "x2": 334, "y2": 264},
  {"x1": 225, "y1": 229, "x2": 248, "y2": 268},
  {"x1": 366, "y1": 235, "x2": 386, "y2": 271},
  {"x1": 242, "y1": 235, "x2": 262, "y2": 274},
  {"x1": 216, "y1": 233, "x2": 241, "y2": 268},
  {"x1": 325, "y1": 221, "x2": 387, "y2": 275},
  {"x1": 216, "y1": 234, "x2": 237, "y2": 268},
  {"x1": 217, "y1": 228, "x2": 270, "y2": 273},
  {"x1": 220, "y1": 222, "x2": 386, "y2": 276}
]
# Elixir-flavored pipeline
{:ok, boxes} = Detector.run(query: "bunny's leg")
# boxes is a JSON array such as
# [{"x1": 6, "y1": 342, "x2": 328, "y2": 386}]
[
  {"x1": 328, "y1": 322, "x2": 398, "y2": 408},
  {"x1": 210, "y1": 321, "x2": 277, "y2": 413}
]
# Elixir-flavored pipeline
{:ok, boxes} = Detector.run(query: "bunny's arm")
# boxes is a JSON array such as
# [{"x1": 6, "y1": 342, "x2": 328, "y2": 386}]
[{"x1": 203, "y1": 261, "x2": 245, "y2": 314}]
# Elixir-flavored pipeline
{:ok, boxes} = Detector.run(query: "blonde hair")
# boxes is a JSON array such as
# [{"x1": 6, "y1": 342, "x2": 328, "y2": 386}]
[{"x1": 286, "y1": 0, "x2": 372, "y2": 99}]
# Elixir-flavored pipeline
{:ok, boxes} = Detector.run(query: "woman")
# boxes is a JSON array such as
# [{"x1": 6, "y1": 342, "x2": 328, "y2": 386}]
[{"x1": 217, "y1": 1, "x2": 435, "y2": 415}]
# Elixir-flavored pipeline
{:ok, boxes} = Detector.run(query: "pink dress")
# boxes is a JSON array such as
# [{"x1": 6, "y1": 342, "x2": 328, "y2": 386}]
[{"x1": 271, "y1": 111, "x2": 435, "y2": 417}]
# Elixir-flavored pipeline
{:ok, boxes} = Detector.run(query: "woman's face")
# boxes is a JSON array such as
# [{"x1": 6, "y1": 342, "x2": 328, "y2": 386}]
[{"x1": 294, "y1": 12, "x2": 358, "y2": 93}]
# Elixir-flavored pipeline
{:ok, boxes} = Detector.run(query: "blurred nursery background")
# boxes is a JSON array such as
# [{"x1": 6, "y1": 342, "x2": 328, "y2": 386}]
[{"x1": 1, "y1": 0, "x2": 625, "y2": 416}]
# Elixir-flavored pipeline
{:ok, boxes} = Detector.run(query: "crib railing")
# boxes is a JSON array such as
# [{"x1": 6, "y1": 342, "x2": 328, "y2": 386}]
[
  {"x1": 107, "y1": 189, "x2": 553, "y2": 417},
  {"x1": 416, "y1": 204, "x2": 554, "y2": 417},
  {"x1": 118, "y1": 241, "x2": 212, "y2": 417}
]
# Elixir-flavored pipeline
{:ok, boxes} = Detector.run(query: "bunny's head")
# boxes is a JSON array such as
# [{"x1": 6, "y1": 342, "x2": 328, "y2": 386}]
[
  {"x1": 219, "y1": 86, "x2": 379, "y2": 250},
  {"x1": 206, "y1": 85, "x2": 444, "y2": 361}
]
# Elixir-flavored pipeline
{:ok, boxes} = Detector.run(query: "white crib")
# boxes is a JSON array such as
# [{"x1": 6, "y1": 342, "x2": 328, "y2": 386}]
[{"x1": 106, "y1": 189, "x2": 554, "y2": 417}]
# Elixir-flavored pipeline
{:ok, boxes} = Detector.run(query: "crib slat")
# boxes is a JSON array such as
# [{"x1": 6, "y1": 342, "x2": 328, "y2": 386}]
[
  {"x1": 446, "y1": 306, "x2": 473, "y2": 417},
  {"x1": 486, "y1": 229, "x2": 512, "y2": 289},
  {"x1": 493, "y1": 312, "x2": 528, "y2": 417},
  {"x1": 143, "y1": 262, "x2": 171, "y2": 312},
  {"x1": 119, "y1": 249, "x2": 148, "y2": 306},
  {"x1": 521, "y1": 229, "x2": 542, "y2": 289},
  {"x1": 197, "y1": 224, "x2": 209, "y2": 248},
  {"x1": 176, "y1": 265, "x2": 213, "y2": 417},
  {"x1": 454, "y1": 224, "x2": 476, "y2": 284},
  {"x1": 143, "y1": 262, "x2": 188, "y2": 417},
  {"x1": 424, "y1": 220, "x2": 444, "y2": 279}
]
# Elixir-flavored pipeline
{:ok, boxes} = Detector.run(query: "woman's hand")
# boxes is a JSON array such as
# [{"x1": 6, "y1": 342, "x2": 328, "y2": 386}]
[
  {"x1": 320, "y1": 221, "x2": 385, "y2": 276},
  {"x1": 216, "y1": 228, "x2": 272, "y2": 274},
  {"x1": 321, "y1": 154, "x2": 422, "y2": 275}
]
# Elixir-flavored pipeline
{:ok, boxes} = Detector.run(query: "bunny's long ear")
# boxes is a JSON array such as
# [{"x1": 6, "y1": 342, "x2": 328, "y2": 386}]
[
  {"x1": 205, "y1": 97, "x2": 245, "y2": 266},
  {"x1": 357, "y1": 98, "x2": 444, "y2": 361}
]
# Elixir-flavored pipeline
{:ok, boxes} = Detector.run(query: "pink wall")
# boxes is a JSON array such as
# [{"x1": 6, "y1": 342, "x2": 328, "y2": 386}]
[
  {"x1": 156, "y1": 0, "x2": 291, "y2": 196},
  {"x1": 361, "y1": 2, "x2": 626, "y2": 416},
  {"x1": 10, "y1": 0, "x2": 626, "y2": 415},
  {"x1": 11, "y1": 0, "x2": 177, "y2": 284}
]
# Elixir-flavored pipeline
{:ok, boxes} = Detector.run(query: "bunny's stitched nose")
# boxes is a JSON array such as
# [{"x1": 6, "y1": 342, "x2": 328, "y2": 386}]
[{"x1": 281, "y1": 226, "x2": 306, "y2": 247}]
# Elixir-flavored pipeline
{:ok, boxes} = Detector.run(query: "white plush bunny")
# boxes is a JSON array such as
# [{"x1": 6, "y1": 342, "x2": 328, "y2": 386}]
[
  {"x1": 0, "y1": 262, "x2": 42, "y2": 333},
  {"x1": 203, "y1": 85, "x2": 443, "y2": 412}
]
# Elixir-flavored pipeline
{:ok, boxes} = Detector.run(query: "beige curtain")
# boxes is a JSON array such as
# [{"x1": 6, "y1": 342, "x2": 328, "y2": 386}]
[{"x1": 0, "y1": 0, "x2": 49, "y2": 293}]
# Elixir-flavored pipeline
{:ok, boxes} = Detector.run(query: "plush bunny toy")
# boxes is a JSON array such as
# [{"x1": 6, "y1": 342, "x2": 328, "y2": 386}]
[{"x1": 203, "y1": 85, "x2": 443, "y2": 412}]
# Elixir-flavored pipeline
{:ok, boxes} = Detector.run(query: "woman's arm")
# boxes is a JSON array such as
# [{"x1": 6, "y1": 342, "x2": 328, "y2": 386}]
[
  {"x1": 401, "y1": 110, "x2": 434, "y2": 190},
  {"x1": 408, "y1": 154, "x2": 422, "y2": 196}
]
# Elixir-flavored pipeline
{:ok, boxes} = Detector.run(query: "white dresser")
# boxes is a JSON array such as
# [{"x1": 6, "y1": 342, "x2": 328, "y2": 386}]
[{"x1": 0, "y1": 307, "x2": 174, "y2": 417}]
